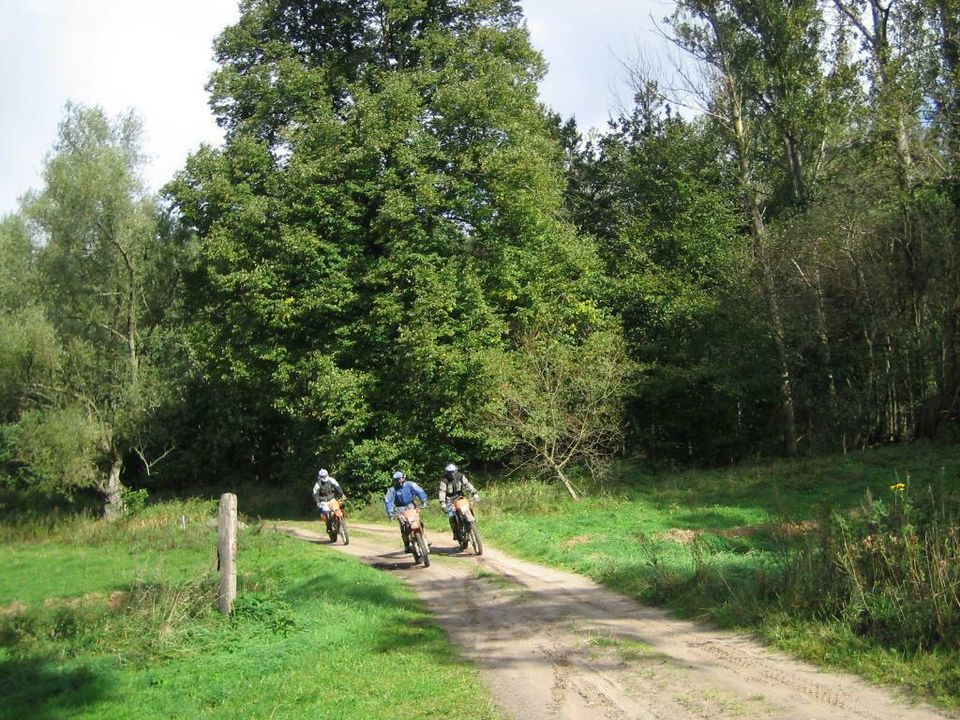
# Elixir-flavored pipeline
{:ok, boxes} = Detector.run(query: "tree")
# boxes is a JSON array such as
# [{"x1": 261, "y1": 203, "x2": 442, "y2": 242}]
[
  {"x1": 169, "y1": 0, "x2": 611, "y2": 487},
  {"x1": 664, "y1": 0, "x2": 809, "y2": 455},
  {"x1": 563, "y1": 86, "x2": 770, "y2": 462},
  {"x1": 487, "y1": 325, "x2": 633, "y2": 499},
  {"x1": 0, "y1": 104, "x2": 184, "y2": 515}
]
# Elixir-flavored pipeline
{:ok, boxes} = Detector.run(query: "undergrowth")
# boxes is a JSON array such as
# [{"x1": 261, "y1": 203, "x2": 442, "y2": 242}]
[{"x1": 478, "y1": 445, "x2": 960, "y2": 709}]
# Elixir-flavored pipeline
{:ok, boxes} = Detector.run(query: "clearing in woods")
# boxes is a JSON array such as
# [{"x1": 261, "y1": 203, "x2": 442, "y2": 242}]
[{"x1": 279, "y1": 521, "x2": 953, "y2": 720}]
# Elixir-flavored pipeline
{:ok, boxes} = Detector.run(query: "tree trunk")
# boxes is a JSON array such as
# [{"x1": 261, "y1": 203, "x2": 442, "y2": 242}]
[
  {"x1": 102, "y1": 454, "x2": 124, "y2": 520},
  {"x1": 730, "y1": 98, "x2": 799, "y2": 456},
  {"x1": 554, "y1": 463, "x2": 580, "y2": 501},
  {"x1": 935, "y1": 0, "x2": 960, "y2": 424}
]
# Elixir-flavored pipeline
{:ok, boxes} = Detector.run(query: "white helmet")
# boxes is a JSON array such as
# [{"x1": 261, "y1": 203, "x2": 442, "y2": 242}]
[
  {"x1": 445, "y1": 463, "x2": 458, "y2": 473},
  {"x1": 317, "y1": 468, "x2": 329, "y2": 480}
]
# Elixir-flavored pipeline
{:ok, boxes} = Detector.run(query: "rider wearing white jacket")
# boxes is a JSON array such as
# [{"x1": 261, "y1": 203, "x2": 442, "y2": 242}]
[{"x1": 312, "y1": 468, "x2": 344, "y2": 506}]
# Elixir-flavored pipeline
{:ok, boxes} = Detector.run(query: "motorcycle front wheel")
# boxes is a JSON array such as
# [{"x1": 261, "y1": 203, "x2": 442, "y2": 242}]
[
  {"x1": 469, "y1": 525, "x2": 483, "y2": 556},
  {"x1": 416, "y1": 532, "x2": 430, "y2": 567},
  {"x1": 338, "y1": 518, "x2": 350, "y2": 545}
]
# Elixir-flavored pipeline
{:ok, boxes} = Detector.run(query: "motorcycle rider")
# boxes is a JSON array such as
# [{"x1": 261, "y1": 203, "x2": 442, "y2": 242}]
[
  {"x1": 312, "y1": 468, "x2": 345, "y2": 532},
  {"x1": 384, "y1": 470, "x2": 428, "y2": 553},
  {"x1": 438, "y1": 462, "x2": 479, "y2": 541}
]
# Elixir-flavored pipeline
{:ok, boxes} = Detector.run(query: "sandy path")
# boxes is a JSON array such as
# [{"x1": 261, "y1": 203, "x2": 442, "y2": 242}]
[{"x1": 275, "y1": 521, "x2": 952, "y2": 720}]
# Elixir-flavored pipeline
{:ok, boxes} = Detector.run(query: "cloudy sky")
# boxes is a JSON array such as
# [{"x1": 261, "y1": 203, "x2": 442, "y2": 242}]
[{"x1": 0, "y1": 0, "x2": 671, "y2": 216}]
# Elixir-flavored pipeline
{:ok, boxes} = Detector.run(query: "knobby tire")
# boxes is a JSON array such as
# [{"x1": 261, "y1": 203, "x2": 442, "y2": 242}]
[
  {"x1": 469, "y1": 525, "x2": 483, "y2": 556},
  {"x1": 417, "y1": 532, "x2": 431, "y2": 567}
]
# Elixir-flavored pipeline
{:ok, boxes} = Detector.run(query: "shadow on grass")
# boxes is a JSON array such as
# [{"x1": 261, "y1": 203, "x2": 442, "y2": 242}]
[
  {"x1": 287, "y1": 569, "x2": 423, "y2": 614},
  {"x1": 0, "y1": 658, "x2": 110, "y2": 720}
]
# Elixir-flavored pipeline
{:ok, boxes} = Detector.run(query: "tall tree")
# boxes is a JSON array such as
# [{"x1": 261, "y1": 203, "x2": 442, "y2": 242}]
[
  {"x1": 667, "y1": 0, "x2": 808, "y2": 455},
  {"x1": 564, "y1": 87, "x2": 767, "y2": 461},
  {"x1": 170, "y1": 0, "x2": 614, "y2": 487},
  {"x1": 1, "y1": 105, "x2": 183, "y2": 515}
]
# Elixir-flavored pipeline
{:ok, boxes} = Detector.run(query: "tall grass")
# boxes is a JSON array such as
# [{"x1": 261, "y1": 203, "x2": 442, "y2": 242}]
[
  {"x1": 476, "y1": 446, "x2": 960, "y2": 707},
  {"x1": 780, "y1": 479, "x2": 960, "y2": 652}
]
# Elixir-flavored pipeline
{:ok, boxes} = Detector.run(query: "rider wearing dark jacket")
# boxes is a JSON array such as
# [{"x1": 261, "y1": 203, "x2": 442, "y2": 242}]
[{"x1": 438, "y1": 463, "x2": 478, "y2": 540}]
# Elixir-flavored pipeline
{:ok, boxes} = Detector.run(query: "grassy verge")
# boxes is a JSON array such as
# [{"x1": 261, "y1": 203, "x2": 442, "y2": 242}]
[
  {"x1": 477, "y1": 443, "x2": 960, "y2": 710},
  {"x1": 0, "y1": 502, "x2": 502, "y2": 720}
]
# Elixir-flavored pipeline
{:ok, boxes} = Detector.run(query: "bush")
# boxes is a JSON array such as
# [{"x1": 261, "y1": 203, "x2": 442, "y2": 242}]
[{"x1": 780, "y1": 480, "x2": 960, "y2": 651}]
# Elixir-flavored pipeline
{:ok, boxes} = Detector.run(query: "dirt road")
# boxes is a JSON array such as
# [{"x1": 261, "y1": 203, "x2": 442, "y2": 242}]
[{"x1": 277, "y1": 521, "x2": 952, "y2": 720}]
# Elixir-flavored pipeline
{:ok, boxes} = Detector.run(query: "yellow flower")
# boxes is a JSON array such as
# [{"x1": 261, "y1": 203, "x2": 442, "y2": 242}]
[{"x1": 890, "y1": 482, "x2": 906, "y2": 492}]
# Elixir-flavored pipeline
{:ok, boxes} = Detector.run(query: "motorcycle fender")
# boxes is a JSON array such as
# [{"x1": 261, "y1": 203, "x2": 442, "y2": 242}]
[{"x1": 461, "y1": 510, "x2": 475, "y2": 523}]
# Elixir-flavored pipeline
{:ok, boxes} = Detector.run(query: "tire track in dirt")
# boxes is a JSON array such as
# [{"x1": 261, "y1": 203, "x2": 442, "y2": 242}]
[{"x1": 275, "y1": 521, "x2": 953, "y2": 720}]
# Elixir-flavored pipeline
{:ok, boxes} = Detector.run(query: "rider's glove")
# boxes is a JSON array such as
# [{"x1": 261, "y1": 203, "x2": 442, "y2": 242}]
[{"x1": 472, "y1": 494, "x2": 479, "y2": 501}]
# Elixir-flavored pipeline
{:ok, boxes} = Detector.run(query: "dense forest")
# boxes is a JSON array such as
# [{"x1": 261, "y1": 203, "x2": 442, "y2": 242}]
[{"x1": 1, "y1": 0, "x2": 958, "y2": 513}]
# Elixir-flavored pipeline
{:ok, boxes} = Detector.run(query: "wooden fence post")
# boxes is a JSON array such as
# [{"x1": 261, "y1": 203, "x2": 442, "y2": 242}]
[{"x1": 217, "y1": 493, "x2": 237, "y2": 614}]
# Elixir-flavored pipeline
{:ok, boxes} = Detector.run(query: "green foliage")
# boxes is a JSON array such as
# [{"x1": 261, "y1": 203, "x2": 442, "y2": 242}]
[
  {"x1": 480, "y1": 445, "x2": 960, "y2": 707},
  {"x1": 782, "y1": 482, "x2": 960, "y2": 651},
  {"x1": 0, "y1": 307, "x2": 59, "y2": 422},
  {"x1": 168, "y1": 0, "x2": 612, "y2": 491},
  {"x1": 564, "y1": 89, "x2": 771, "y2": 461},
  {"x1": 487, "y1": 323, "x2": 634, "y2": 494},
  {"x1": 0, "y1": 507, "x2": 502, "y2": 720},
  {"x1": 11, "y1": 407, "x2": 103, "y2": 494},
  {"x1": 0, "y1": 104, "x2": 191, "y2": 512}
]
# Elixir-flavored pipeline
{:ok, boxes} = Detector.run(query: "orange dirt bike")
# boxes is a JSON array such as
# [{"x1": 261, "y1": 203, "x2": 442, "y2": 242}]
[
  {"x1": 451, "y1": 496, "x2": 483, "y2": 555},
  {"x1": 318, "y1": 498, "x2": 349, "y2": 545},
  {"x1": 397, "y1": 506, "x2": 430, "y2": 567}
]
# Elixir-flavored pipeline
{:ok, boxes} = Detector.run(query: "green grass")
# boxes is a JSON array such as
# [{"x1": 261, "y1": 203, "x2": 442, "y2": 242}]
[
  {"x1": 477, "y1": 442, "x2": 960, "y2": 709},
  {"x1": 0, "y1": 503, "x2": 502, "y2": 720}
]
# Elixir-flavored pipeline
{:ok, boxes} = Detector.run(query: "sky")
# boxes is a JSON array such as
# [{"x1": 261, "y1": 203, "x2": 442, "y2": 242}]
[{"x1": 0, "y1": 0, "x2": 671, "y2": 216}]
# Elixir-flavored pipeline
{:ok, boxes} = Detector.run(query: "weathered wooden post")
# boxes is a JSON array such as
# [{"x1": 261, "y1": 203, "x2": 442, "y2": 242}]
[{"x1": 217, "y1": 493, "x2": 237, "y2": 614}]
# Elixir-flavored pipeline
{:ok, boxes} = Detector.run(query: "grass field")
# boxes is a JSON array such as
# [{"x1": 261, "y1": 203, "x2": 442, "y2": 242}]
[
  {"x1": 476, "y1": 443, "x2": 960, "y2": 709},
  {"x1": 0, "y1": 501, "x2": 502, "y2": 720}
]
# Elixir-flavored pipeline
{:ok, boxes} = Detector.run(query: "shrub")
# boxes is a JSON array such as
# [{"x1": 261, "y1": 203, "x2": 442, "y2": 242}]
[{"x1": 780, "y1": 480, "x2": 960, "y2": 651}]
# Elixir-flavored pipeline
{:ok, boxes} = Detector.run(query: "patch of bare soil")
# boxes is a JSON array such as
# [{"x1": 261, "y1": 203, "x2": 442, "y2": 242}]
[
  {"x1": 660, "y1": 520, "x2": 819, "y2": 546},
  {"x1": 0, "y1": 601, "x2": 27, "y2": 615},
  {"x1": 276, "y1": 522, "x2": 954, "y2": 720}
]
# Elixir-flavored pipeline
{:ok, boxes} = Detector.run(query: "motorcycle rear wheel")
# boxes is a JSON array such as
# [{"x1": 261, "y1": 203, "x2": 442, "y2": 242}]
[
  {"x1": 469, "y1": 525, "x2": 483, "y2": 556},
  {"x1": 327, "y1": 518, "x2": 338, "y2": 543}
]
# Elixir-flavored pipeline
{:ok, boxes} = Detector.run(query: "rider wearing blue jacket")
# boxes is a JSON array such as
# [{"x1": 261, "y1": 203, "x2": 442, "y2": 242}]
[{"x1": 384, "y1": 471, "x2": 428, "y2": 553}]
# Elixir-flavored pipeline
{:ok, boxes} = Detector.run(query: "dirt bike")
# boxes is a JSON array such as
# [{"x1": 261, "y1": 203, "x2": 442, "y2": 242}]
[
  {"x1": 318, "y1": 498, "x2": 349, "y2": 545},
  {"x1": 397, "y1": 506, "x2": 430, "y2": 567},
  {"x1": 450, "y1": 496, "x2": 483, "y2": 556}
]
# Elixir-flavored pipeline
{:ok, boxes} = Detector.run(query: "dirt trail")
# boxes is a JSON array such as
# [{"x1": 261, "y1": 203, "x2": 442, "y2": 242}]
[{"x1": 276, "y1": 521, "x2": 952, "y2": 720}]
